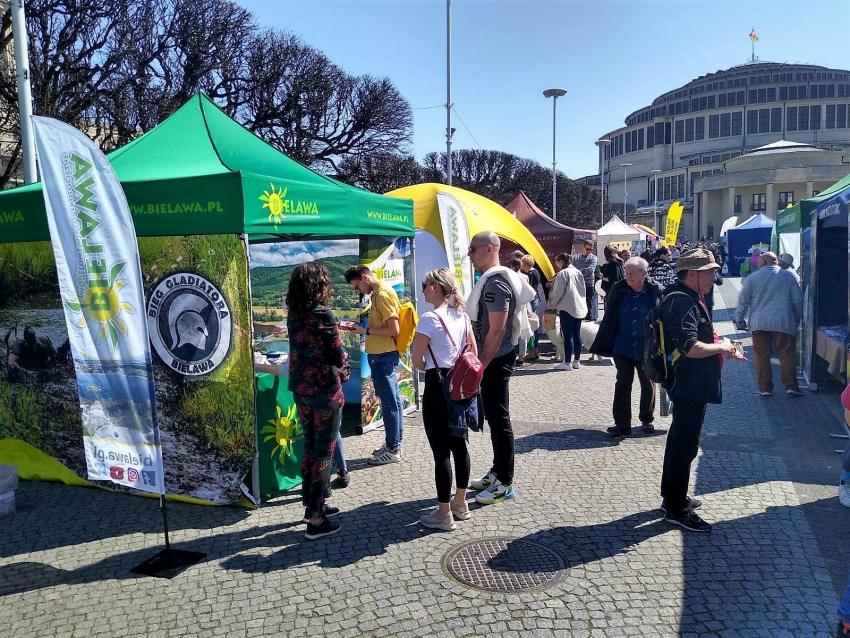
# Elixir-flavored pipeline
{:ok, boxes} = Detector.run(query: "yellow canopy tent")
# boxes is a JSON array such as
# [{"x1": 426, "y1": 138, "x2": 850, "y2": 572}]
[
  {"x1": 631, "y1": 223, "x2": 659, "y2": 237},
  {"x1": 386, "y1": 183, "x2": 555, "y2": 279}
]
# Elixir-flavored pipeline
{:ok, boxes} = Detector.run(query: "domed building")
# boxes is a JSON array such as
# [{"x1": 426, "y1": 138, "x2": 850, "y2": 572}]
[{"x1": 593, "y1": 61, "x2": 850, "y2": 240}]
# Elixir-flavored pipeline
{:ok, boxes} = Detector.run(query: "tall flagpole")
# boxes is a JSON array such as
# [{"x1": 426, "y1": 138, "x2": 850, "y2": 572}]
[
  {"x1": 10, "y1": 0, "x2": 36, "y2": 183},
  {"x1": 446, "y1": 0, "x2": 452, "y2": 185}
]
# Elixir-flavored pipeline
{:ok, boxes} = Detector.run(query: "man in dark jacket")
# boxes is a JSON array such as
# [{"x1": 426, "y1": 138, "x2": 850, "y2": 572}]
[
  {"x1": 591, "y1": 257, "x2": 662, "y2": 438},
  {"x1": 658, "y1": 248, "x2": 745, "y2": 533}
]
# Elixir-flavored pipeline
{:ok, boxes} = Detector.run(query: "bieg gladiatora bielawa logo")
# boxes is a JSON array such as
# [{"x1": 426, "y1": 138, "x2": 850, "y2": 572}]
[{"x1": 146, "y1": 272, "x2": 232, "y2": 376}]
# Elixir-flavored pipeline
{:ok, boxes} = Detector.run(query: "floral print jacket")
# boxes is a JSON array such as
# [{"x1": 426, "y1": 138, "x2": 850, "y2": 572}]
[{"x1": 287, "y1": 306, "x2": 348, "y2": 403}]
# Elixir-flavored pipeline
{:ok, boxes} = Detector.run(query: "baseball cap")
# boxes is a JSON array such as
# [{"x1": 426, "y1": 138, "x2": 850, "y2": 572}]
[
  {"x1": 675, "y1": 248, "x2": 720, "y2": 273},
  {"x1": 779, "y1": 253, "x2": 795, "y2": 267}
]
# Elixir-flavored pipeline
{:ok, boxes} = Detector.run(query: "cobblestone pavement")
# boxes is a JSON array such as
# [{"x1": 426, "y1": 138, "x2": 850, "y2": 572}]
[{"x1": 1, "y1": 280, "x2": 848, "y2": 637}]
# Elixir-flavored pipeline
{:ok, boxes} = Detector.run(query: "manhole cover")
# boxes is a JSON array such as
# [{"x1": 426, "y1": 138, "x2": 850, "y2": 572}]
[{"x1": 443, "y1": 537, "x2": 566, "y2": 592}]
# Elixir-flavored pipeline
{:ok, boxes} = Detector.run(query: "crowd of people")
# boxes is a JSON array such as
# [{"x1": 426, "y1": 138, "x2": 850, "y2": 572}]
[{"x1": 263, "y1": 228, "x2": 810, "y2": 540}]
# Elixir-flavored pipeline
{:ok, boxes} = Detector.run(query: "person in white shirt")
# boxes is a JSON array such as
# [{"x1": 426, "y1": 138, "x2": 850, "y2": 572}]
[
  {"x1": 411, "y1": 268, "x2": 478, "y2": 531},
  {"x1": 547, "y1": 253, "x2": 588, "y2": 370}
]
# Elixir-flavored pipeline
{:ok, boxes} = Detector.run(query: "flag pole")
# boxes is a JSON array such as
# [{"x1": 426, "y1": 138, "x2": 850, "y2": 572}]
[{"x1": 10, "y1": 0, "x2": 37, "y2": 183}]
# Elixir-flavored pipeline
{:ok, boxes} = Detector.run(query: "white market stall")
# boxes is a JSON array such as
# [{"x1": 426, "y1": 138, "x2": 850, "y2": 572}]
[{"x1": 596, "y1": 214, "x2": 641, "y2": 262}]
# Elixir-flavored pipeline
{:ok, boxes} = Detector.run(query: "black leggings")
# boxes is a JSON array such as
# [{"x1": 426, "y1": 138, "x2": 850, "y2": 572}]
[{"x1": 423, "y1": 369, "x2": 471, "y2": 503}]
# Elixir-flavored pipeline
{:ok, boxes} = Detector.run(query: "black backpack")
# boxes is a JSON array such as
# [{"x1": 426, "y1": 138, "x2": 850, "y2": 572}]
[{"x1": 643, "y1": 291, "x2": 690, "y2": 388}]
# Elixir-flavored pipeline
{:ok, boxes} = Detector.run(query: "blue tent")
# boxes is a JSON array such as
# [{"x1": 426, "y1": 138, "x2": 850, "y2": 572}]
[{"x1": 726, "y1": 213, "x2": 775, "y2": 276}]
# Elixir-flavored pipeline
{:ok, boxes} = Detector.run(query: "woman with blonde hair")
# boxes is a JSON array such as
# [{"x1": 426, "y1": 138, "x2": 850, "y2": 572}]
[{"x1": 411, "y1": 268, "x2": 478, "y2": 531}]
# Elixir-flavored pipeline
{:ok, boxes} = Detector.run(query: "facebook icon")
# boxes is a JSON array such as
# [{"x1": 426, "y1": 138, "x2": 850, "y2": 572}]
[{"x1": 141, "y1": 470, "x2": 156, "y2": 487}]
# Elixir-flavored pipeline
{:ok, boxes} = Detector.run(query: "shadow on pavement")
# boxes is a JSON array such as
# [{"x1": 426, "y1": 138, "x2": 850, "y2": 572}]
[
  {"x1": 515, "y1": 428, "x2": 623, "y2": 453},
  {"x1": 0, "y1": 481, "x2": 251, "y2": 559}
]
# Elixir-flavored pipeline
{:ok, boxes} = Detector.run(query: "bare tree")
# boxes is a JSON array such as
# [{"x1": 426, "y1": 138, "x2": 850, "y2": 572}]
[
  {"x1": 336, "y1": 152, "x2": 424, "y2": 194},
  {"x1": 0, "y1": 0, "x2": 413, "y2": 188}
]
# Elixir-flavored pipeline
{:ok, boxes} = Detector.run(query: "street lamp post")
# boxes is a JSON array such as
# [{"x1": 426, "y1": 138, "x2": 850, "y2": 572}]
[
  {"x1": 543, "y1": 87, "x2": 567, "y2": 220},
  {"x1": 619, "y1": 162, "x2": 632, "y2": 223},
  {"x1": 651, "y1": 169, "x2": 662, "y2": 235},
  {"x1": 596, "y1": 138, "x2": 610, "y2": 227}
]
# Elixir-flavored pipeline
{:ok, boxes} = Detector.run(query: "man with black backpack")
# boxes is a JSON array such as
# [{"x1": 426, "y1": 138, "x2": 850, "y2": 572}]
[{"x1": 655, "y1": 248, "x2": 745, "y2": 533}]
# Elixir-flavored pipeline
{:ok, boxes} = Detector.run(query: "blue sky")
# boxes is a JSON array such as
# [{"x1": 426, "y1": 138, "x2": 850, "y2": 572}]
[{"x1": 243, "y1": 0, "x2": 849, "y2": 179}]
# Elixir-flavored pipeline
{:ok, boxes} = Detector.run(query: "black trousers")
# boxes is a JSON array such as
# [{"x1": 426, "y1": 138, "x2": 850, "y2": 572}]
[
  {"x1": 612, "y1": 354, "x2": 656, "y2": 428},
  {"x1": 478, "y1": 350, "x2": 515, "y2": 485},
  {"x1": 423, "y1": 369, "x2": 471, "y2": 503},
  {"x1": 660, "y1": 396, "x2": 707, "y2": 516}
]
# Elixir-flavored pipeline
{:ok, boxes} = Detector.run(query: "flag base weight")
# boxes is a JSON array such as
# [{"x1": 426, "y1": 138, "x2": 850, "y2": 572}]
[{"x1": 130, "y1": 548, "x2": 206, "y2": 579}]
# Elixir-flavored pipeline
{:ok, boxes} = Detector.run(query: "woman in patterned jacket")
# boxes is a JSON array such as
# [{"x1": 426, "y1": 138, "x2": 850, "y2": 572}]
[{"x1": 286, "y1": 262, "x2": 349, "y2": 540}]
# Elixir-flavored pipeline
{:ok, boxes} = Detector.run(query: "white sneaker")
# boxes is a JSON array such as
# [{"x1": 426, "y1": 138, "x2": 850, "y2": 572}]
[
  {"x1": 470, "y1": 470, "x2": 497, "y2": 491},
  {"x1": 572, "y1": 360, "x2": 581, "y2": 369},
  {"x1": 840, "y1": 484, "x2": 850, "y2": 508},
  {"x1": 368, "y1": 446, "x2": 401, "y2": 465},
  {"x1": 475, "y1": 480, "x2": 517, "y2": 505},
  {"x1": 420, "y1": 509, "x2": 456, "y2": 531},
  {"x1": 551, "y1": 362, "x2": 570, "y2": 371}
]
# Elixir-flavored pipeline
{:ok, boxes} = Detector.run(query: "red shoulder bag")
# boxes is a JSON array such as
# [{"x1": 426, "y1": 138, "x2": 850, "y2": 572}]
[{"x1": 426, "y1": 311, "x2": 484, "y2": 401}]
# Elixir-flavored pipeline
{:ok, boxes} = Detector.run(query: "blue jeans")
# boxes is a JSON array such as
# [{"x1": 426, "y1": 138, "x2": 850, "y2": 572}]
[
  {"x1": 368, "y1": 351, "x2": 403, "y2": 450},
  {"x1": 333, "y1": 430, "x2": 347, "y2": 473},
  {"x1": 585, "y1": 284, "x2": 599, "y2": 321},
  {"x1": 559, "y1": 311, "x2": 583, "y2": 362},
  {"x1": 840, "y1": 569, "x2": 850, "y2": 622}
]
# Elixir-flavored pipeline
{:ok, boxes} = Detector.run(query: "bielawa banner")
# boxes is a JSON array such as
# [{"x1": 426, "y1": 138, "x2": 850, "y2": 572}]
[
  {"x1": 664, "y1": 201, "x2": 684, "y2": 247},
  {"x1": 436, "y1": 192, "x2": 473, "y2": 300},
  {"x1": 32, "y1": 116, "x2": 164, "y2": 493}
]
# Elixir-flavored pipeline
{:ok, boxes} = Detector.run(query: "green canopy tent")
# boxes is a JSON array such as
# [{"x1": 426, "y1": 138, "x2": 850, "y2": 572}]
[
  {"x1": 0, "y1": 93, "x2": 413, "y2": 241},
  {"x1": 0, "y1": 93, "x2": 414, "y2": 504}
]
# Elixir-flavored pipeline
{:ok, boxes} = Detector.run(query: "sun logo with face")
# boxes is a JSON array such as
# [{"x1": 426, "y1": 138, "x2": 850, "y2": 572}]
[
  {"x1": 261, "y1": 403, "x2": 302, "y2": 464},
  {"x1": 64, "y1": 261, "x2": 136, "y2": 350},
  {"x1": 259, "y1": 183, "x2": 288, "y2": 226}
]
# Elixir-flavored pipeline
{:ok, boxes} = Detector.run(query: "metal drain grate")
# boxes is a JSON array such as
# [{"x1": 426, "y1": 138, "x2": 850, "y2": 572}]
[{"x1": 443, "y1": 537, "x2": 566, "y2": 592}]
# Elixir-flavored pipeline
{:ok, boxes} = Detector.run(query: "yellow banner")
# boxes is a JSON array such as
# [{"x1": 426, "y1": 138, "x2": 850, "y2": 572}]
[{"x1": 663, "y1": 201, "x2": 684, "y2": 246}]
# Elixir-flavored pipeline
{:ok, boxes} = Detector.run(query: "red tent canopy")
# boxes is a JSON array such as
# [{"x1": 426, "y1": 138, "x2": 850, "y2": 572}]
[{"x1": 504, "y1": 191, "x2": 596, "y2": 262}]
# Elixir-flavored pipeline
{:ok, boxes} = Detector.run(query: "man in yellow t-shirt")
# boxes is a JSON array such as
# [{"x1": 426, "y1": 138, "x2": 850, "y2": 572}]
[{"x1": 343, "y1": 265, "x2": 403, "y2": 464}]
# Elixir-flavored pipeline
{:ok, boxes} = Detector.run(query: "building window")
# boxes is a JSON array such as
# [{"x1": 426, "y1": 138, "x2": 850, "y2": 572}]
[
  {"x1": 787, "y1": 107, "x2": 797, "y2": 131},
  {"x1": 811, "y1": 105, "x2": 821, "y2": 130},
  {"x1": 719, "y1": 93, "x2": 727, "y2": 108},
  {"x1": 758, "y1": 108, "x2": 770, "y2": 133},
  {"x1": 749, "y1": 89, "x2": 757, "y2": 103},
  {"x1": 747, "y1": 110, "x2": 758, "y2": 134},
  {"x1": 647, "y1": 125, "x2": 654, "y2": 147},
  {"x1": 675, "y1": 120, "x2": 684, "y2": 143},
  {"x1": 838, "y1": 104, "x2": 847, "y2": 128},
  {"x1": 690, "y1": 173, "x2": 698, "y2": 194},
  {"x1": 695, "y1": 116, "x2": 705, "y2": 139},
  {"x1": 767, "y1": 87, "x2": 776, "y2": 102},
  {"x1": 779, "y1": 86, "x2": 787, "y2": 101},
  {"x1": 752, "y1": 193, "x2": 766, "y2": 212},
  {"x1": 677, "y1": 174, "x2": 685, "y2": 199},
  {"x1": 734, "y1": 195, "x2": 742, "y2": 214},
  {"x1": 731, "y1": 111, "x2": 742, "y2": 136},
  {"x1": 798, "y1": 105, "x2": 809, "y2": 130},
  {"x1": 709, "y1": 114, "x2": 720, "y2": 138},
  {"x1": 654, "y1": 122, "x2": 664, "y2": 145},
  {"x1": 771, "y1": 107, "x2": 782, "y2": 133},
  {"x1": 685, "y1": 118, "x2": 694, "y2": 142},
  {"x1": 712, "y1": 113, "x2": 727, "y2": 138},
  {"x1": 663, "y1": 176, "x2": 671, "y2": 200},
  {"x1": 827, "y1": 104, "x2": 836, "y2": 128},
  {"x1": 778, "y1": 191, "x2": 794, "y2": 209}
]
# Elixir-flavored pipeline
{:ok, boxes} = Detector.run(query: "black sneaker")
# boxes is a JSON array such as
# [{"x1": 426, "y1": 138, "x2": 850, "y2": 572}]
[
  {"x1": 641, "y1": 422, "x2": 655, "y2": 434},
  {"x1": 606, "y1": 425, "x2": 631, "y2": 438},
  {"x1": 331, "y1": 470, "x2": 350, "y2": 489},
  {"x1": 664, "y1": 509, "x2": 711, "y2": 533},
  {"x1": 660, "y1": 496, "x2": 703, "y2": 516},
  {"x1": 303, "y1": 504, "x2": 340, "y2": 523},
  {"x1": 304, "y1": 516, "x2": 341, "y2": 540}
]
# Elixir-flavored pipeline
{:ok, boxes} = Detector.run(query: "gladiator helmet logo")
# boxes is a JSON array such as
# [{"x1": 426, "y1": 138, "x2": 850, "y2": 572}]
[{"x1": 147, "y1": 272, "x2": 232, "y2": 377}]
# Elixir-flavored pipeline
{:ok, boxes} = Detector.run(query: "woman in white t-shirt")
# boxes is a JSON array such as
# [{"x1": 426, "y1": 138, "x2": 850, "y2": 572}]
[{"x1": 411, "y1": 268, "x2": 478, "y2": 531}]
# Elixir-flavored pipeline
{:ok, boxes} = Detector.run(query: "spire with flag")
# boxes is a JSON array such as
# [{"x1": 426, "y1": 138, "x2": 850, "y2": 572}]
[{"x1": 749, "y1": 28, "x2": 759, "y2": 61}]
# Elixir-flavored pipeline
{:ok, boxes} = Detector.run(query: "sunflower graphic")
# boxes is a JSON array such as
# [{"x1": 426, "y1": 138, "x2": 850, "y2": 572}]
[
  {"x1": 64, "y1": 261, "x2": 135, "y2": 350},
  {"x1": 261, "y1": 403, "x2": 302, "y2": 465},
  {"x1": 259, "y1": 183, "x2": 288, "y2": 226}
]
